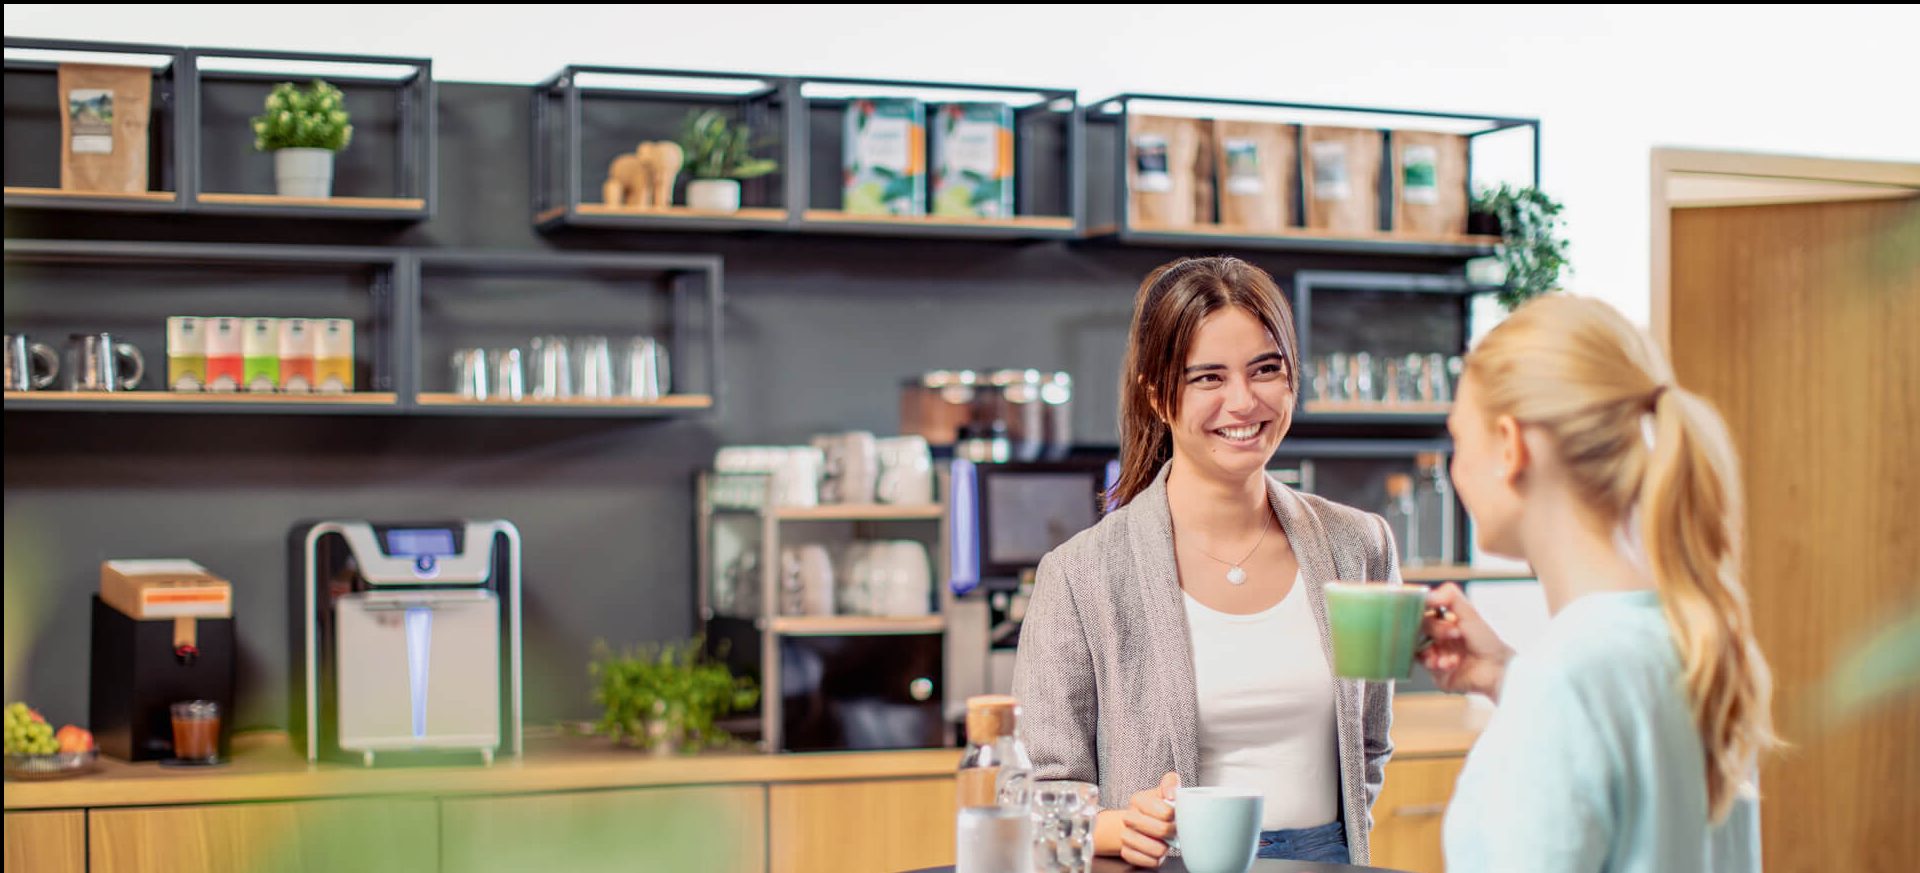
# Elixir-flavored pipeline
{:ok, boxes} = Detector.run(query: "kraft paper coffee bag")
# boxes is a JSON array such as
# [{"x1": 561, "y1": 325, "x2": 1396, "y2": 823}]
[{"x1": 59, "y1": 63, "x2": 152, "y2": 194}]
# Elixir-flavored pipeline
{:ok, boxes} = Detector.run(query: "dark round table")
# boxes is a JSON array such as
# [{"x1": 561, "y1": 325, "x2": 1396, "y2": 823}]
[{"x1": 906, "y1": 859, "x2": 1412, "y2": 873}]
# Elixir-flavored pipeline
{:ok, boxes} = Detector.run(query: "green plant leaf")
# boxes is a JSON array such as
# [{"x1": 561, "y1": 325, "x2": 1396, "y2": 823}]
[
  {"x1": 251, "y1": 79, "x2": 353, "y2": 152},
  {"x1": 1472, "y1": 183, "x2": 1571, "y2": 310},
  {"x1": 587, "y1": 634, "x2": 757, "y2": 752},
  {"x1": 678, "y1": 108, "x2": 780, "y2": 182}
]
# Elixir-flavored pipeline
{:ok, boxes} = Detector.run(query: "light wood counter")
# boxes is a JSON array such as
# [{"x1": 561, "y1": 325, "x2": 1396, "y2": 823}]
[
  {"x1": 1388, "y1": 692, "x2": 1492, "y2": 758},
  {"x1": 3, "y1": 733, "x2": 961, "y2": 811},
  {"x1": 4, "y1": 694, "x2": 1484, "y2": 812}
]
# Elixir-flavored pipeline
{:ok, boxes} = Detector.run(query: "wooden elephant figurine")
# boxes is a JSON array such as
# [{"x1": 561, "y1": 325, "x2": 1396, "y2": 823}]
[{"x1": 602, "y1": 141, "x2": 685, "y2": 209}]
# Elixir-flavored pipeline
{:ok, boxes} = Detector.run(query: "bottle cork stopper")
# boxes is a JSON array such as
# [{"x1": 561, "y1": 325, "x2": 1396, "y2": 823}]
[
  {"x1": 965, "y1": 695, "x2": 1019, "y2": 744},
  {"x1": 1386, "y1": 474, "x2": 1413, "y2": 497}
]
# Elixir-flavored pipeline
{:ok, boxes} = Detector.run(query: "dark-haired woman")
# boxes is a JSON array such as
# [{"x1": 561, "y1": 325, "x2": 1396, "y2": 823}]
[{"x1": 1013, "y1": 256, "x2": 1403, "y2": 866}]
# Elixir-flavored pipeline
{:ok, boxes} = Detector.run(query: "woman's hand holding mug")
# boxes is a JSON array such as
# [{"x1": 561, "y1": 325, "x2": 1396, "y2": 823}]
[
  {"x1": 1096, "y1": 770, "x2": 1180, "y2": 867},
  {"x1": 1418, "y1": 583, "x2": 1517, "y2": 701}
]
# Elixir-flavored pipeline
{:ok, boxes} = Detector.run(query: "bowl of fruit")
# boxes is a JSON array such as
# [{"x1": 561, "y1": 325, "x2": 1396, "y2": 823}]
[{"x1": 4, "y1": 702, "x2": 98, "y2": 781}]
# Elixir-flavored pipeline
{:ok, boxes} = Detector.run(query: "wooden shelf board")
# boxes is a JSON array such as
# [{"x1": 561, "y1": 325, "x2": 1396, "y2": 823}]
[
  {"x1": 4, "y1": 390, "x2": 396, "y2": 405},
  {"x1": 4, "y1": 187, "x2": 177, "y2": 203},
  {"x1": 800, "y1": 210, "x2": 1074, "y2": 231},
  {"x1": 768, "y1": 615, "x2": 946, "y2": 635},
  {"x1": 774, "y1": 504, "x2": 944, "y2": 522},
  {"x1": 414, "y1": 393, "x2": 713, "y2": 410},
  {"x1": 195, "y1": 193, "x2": 426, "y2": 210}
]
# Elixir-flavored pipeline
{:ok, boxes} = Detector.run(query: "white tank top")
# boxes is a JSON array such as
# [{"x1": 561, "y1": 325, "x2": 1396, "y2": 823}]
[{"x1": 1182, "y1": 572, "x2": 1339, "y2": 830}]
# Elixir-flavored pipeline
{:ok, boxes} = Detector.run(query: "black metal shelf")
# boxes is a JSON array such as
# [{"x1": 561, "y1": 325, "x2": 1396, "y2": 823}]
[
  {"x1": 1294, "y1": 410, "x2": 1451, "y2": 428},
  {"x1": 1, "y1": 391, "x2": 405, "y2": 415},
  {"x1": 3, "y1": 241, "x2": 723, "y2": 420},
  {"x1": 407, "y1": 395, "x2": 715, "y2": 418},
  {"x1": 1084, "y1": 92, "x2": 1539, "y2": 260},
  {"x1": 1086, "y1": 226, "x2": 1498, "y2": 258},
  {"x1": 532, "y1": 66, "x2": 1082, "y2": 241},
  {"x1": 410, "y1": 249, "x2": 723, "y2": 418},
  {"x1": 185, "y1": 46, "x2": 433, "y2": 221},
  {"x1": 2, "y1": 38, "x2": 190, "y2": 212},
  {"x1": 4, "y1": 39, "x2": 434, "y2": 221},
  {"x1": 1271, "y1": 437, "x2": 1453, "y2": 459}
]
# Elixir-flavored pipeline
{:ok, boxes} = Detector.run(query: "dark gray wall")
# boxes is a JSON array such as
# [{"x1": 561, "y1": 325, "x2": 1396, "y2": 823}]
[{"x1": 3, "y1": 82, "x2": 1459, "y2": 731}]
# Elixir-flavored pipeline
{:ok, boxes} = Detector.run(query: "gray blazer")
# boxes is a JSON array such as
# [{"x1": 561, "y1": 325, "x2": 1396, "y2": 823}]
[{"x1": 1012, "y1": 461, "x2": 1402, "y2": 864}]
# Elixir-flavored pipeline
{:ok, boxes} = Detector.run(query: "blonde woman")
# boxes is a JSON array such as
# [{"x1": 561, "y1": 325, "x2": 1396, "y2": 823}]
[{"x1": 1419, "y1": 295, "x2": 1777, "y2": 871}]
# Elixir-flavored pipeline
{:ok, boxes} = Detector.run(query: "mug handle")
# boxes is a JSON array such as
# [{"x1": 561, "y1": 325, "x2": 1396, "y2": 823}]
[
  {"x1": 114, "y1": 343, "x2": 145, "y2": 390},
  {"x1": 1414, "y1": 604, "x2": 1453, "y2": 654},
  {"x1": 1163, "y1": 796, "x2": 1180, "y2": 854},
  {"x1": 29, "y1": 342, "x2": 60, "y2": 389}
]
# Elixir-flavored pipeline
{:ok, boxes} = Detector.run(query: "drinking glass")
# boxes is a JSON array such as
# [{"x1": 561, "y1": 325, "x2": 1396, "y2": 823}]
[{"x1": 1031, "y1": 781, "x2": 1099, "y2": 873}]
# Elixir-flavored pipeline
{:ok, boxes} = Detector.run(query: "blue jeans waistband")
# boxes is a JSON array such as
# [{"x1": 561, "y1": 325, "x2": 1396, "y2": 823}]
[{"x1": 1256, "y1": 820, "x2": 1349, "y2": 864}]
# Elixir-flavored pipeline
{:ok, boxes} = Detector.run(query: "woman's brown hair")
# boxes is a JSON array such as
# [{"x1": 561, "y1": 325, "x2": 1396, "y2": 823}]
[{"x1": 1109, "y1": 256, "x2": 1300, "y2": 507}]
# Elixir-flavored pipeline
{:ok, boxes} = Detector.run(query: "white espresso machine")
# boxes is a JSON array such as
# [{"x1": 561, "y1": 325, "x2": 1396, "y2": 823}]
[{"x1": 291, "y1": 519, "x2": 522, "y2": 766}]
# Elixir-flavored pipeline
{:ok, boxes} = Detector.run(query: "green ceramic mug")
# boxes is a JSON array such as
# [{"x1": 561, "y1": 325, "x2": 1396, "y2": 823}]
[{"x1": 1325, "y1": 581, "x2": 1432, "y2": 680}]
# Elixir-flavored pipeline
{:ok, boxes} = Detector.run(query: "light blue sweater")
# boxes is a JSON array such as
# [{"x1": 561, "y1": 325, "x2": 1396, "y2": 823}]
[{"x1": 1442, "y1": 590, "x2": 1762, "y2": 873}]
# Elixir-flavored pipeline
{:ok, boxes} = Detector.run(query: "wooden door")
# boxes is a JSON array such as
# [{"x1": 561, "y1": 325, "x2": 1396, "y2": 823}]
[{"x1": 1669, "y1": 189, "x2": 1919, "y2": 872}]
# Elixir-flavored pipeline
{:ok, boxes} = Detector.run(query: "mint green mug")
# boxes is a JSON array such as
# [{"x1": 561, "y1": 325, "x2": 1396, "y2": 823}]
[{"x1": 1325, "y1": 581, "x2": 1432, "y2": 680}]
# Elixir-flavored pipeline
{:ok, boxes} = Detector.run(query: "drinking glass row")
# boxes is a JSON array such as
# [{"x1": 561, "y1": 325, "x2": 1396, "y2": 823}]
[{"x1": 452, "y1": 335, "x2": 668, "y2": 401}]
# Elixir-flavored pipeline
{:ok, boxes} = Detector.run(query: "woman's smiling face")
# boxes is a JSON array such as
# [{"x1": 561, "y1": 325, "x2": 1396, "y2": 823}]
[{"x1": 1165, "y1": 306, "x2": 1295, "y2": 483}]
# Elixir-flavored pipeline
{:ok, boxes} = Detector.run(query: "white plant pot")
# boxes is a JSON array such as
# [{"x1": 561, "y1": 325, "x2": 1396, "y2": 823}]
[
  {"x1": 274, "y1": 148, "x2": 335, "y2": 198},
  {"x1": 1466, "y1": 256, "x2": 1509, "y2": 287},
  {"x1": 687, "y1": 179, "x2": 741, "y2": 213}
]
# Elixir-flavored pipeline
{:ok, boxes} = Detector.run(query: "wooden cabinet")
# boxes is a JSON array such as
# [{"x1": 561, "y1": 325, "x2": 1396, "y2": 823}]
[
  {"x1": 88, "y1": 798, "x2": 437, "y2": 873},
  {"x1": 4, "y1": 811, "x2": 85, "y2": 873},
  {"x1": 770, "y1": 777, "x2": 956, "y2": 873},
  {"x1": 441, "y1": 784, "x2": 766, "y2": 873},
  {"x1": 1368, "y1": 756, "x2": 1465, "y2": 873}
]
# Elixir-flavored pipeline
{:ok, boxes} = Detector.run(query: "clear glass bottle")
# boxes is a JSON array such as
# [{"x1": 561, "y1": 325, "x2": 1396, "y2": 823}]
[
  {"x1": 957, "y1": 694, "x2": 1034, "y2": 873},
  {"x1": 1384, "y1": 473, "x2": 1419, "y2": 567},
  {"x1": 1412, "y1": 452, "x2": 1455, "y2": 566}
]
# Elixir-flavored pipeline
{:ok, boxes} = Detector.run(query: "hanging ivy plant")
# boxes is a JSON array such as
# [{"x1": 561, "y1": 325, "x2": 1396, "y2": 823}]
[{"x1": 1471, "y1": 184, "x2": 1571, "y2": 311}]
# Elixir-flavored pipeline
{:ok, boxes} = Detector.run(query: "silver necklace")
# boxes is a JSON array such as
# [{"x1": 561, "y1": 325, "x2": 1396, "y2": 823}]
[{"x1": 1188, "y1": 510, "x2": 1271, "y2": 585}]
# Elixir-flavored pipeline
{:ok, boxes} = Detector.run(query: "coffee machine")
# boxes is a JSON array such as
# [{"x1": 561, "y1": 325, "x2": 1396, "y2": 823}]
[
  {"x1": 943, "y1": 458, "x2": 1115, "y2": 715},
  {"x1": 290, "y1": 520, "x2": 522, "y2": 766}
]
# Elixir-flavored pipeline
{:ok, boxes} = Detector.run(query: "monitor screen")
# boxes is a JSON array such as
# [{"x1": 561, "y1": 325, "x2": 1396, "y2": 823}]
[
  {"x1": 384, "y1": 528, "x2": 456, "y2": 557},
  {"x1": 984, "y1": 472, "x2": 1100, "y2": 568}
]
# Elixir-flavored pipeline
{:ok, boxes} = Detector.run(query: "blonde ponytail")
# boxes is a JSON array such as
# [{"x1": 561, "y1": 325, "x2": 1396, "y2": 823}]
[
  {"x1": 1640, "y1": 384, "x2": 1778, "y2": 821},
  {"x1": 1466, "y1": 295, "x2": 1778, "y2": 822}
]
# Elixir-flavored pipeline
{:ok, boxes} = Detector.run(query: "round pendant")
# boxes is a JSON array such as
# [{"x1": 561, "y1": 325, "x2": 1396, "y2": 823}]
[{"x1": 1226, "y1": 566, "x2": 1248, "y2": 586}]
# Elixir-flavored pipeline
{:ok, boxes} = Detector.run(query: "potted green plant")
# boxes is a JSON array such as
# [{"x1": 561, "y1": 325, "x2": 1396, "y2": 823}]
[
  {"x1": 1469, "y1": 183, "x2": 1572, "y2": 310},
  {"x1": 589, "y1": 637, "x2": 758, "y2": 755},
  {"x1": 250, "y1": 79, "x2": 353, "y2": 199},
  {"x1": 677, "y1": 109, "x2": 777, "y2": 213}
]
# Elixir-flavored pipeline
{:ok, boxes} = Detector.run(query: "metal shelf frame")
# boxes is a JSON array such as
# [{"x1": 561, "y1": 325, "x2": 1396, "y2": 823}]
[
  {"x1": 3, "y1": 240, "x2": 723, "y2": 419},
  {"x1": 1082, "y1": 92, "x2": 1541, "y2": 258},
  {"x1": 532, "y1": 64, "x2": 1083, "y2": 241},
  {"x1": 4, "y1": 38, "x2": 435, "y2": 221},
  {"x1": 696, "y1": 470, "x2": 953, "y2": 752},
  {"x1": 2, "y1": 38, "x2": 191, "y2": 213}
]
